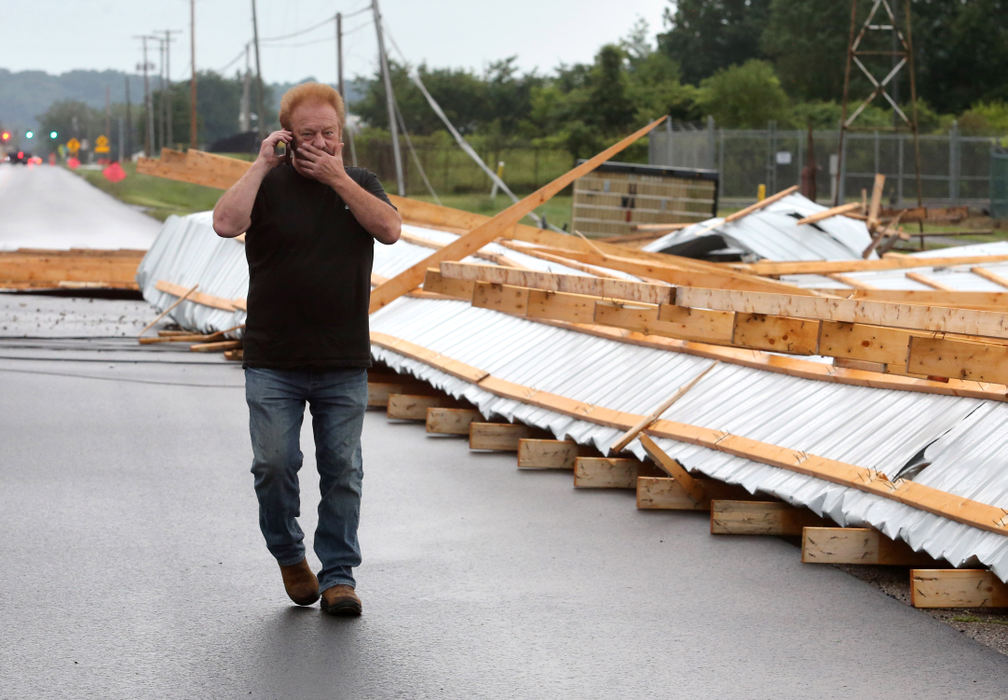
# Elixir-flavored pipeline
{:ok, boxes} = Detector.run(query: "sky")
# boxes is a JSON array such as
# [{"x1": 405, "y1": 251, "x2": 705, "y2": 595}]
[{"x1": 5, "y1": 1, "x2": 670, "y2": 84}]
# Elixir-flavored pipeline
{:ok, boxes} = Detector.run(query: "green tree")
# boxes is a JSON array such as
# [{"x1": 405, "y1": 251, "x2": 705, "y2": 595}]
[
  {"x1": 761, "y1": 0, "x2": 850, "y2": 102},
  {"x1": 697, "y1": 60, "x2": 791, "y2": 128},
  {"x1": 37, "y1": 100, "x2": 103, "y2": 154},
  {"x1": 657, "y1": 0, "x2": 772, "y2": 85}
]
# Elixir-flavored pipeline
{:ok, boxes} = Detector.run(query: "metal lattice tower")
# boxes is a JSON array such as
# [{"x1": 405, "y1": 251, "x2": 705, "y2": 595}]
[{"x1": 834, "y1": 0, "x2": 924, "y2": 226}]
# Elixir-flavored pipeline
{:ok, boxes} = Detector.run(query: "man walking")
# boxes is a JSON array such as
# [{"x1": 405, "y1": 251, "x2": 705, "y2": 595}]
[{"x1": 212, "y1": 82, "x2": 401, "y2": 616}]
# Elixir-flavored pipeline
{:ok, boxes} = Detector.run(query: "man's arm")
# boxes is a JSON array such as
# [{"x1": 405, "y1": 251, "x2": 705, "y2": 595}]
[
  {"x1": 212, "y1": 130, "x2": 291, "y2": 238},
  {"x1": 293, "y1": 141, "x2": 402, "y2": 245}
]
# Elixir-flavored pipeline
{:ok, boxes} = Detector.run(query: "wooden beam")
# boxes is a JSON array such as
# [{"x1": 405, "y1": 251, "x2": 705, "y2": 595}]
[
  {"x1": 795, "y1": 202, "x2": 863, "y2": 226},
  {"x1": 426, "y1": 407, "x2": 481, "y2": 435},
  {"x1": 189, "y1": 339, "x2": 242, "y2": 352},
  {"x1": 386, "y1": 393, "x2": 458, "y2": 421},
  {"x1": 970, "y1": 266, "x2": 1008, "y2": 290},
  {"x1": 155, "y1": 280, "x2": 239, "y2": 312},
  {"x1": 731, "y1": 313, "x2": 819, "y2": 354},
  {"x1": 674, "y1": 286, "x2": 1008, "y2": 340},
  {"x1": 517, "y1": 439, "x2": 580, "y2": 470},
  {"x1": 638, "y1": 434, "x2": 707, "y2": 504},
  {"x1": 636, "y1": 476, "x2": 711, "y2": 509},
  {"x1": 907, "y1": 335, "x2": 1008, "y2": 384},
  {"x1": 710, "y1": 500, "x2": 829, "y2": 536},
  {"x1": 575, "y1": 457, "x2": 648, "y2": 488},
  {"x1": 469, "y1": 422, "x2": 535, "y2": 451},
  {"x1": 802, "y1": 527, "x2": 937, "y2": 566},
  {"x1": 867, "y1": 174, "x2": 886, "y2": 231},
  {"x1": 733, "y1": 253, "x2": 1008, "y2": 277},
  {"x1": 440, "y1": 262, "x2": 672, "y2": 305},
  {"x1": 0, "y1": 249, "x2": 144, "y2": 289},
  {"x1": 596, "y1": 302, "x2": 734, "y2": 344},
  {"x1": 811, "y1": 288, "x2": 1008, "y2": 311},
  {"x1": 421, "y1": 268, "x2": 475, "y2": 300},
  {"x1": 368, "y1": 116, "x2": 668, "y2": 313},
  {"x1": 910, "y1": 569, "x2": 1008, "y2": 609},
  {"x1": 904, "y1": 271, "x2": 953, "y2": 291},
  {"x1": 367, "y1": 381, "x2": 437, "y2": 409}
]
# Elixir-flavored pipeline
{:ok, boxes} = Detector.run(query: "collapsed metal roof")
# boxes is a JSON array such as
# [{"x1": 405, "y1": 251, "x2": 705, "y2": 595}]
[
  {"x1": 136, "y1": 213, "x2": 1008, "y2": 582},
  {"x1": 642, "y1": 192, "x2": 878, "y2": 262}
]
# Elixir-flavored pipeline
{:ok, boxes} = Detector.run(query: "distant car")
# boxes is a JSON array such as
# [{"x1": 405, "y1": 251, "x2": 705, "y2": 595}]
[{"x1": 8, "y1": 150, "x2": 30, "y2": 165}]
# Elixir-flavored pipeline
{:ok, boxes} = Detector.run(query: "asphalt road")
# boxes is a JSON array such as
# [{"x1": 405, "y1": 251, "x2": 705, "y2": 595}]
[
  {"x1": 0, "y1": 162, "x2": 160, "y2": 250},
  {"x1": 1, "y1": 294, "x2": 1007, "y2": 699}
]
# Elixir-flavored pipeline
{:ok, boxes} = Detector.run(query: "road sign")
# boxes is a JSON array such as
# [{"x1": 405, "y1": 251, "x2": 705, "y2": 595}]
[
  {"x1": 66, "y1": 138, "x2": 80, "y2": 154},
  {"x1": 95, "y1": 135, "x2": 110, "y2": 154}
]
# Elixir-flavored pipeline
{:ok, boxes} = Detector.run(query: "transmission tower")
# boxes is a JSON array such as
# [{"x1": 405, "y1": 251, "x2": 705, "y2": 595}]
[{"x1": 834, "y1": 0, "x2": 924, "y2": 236}]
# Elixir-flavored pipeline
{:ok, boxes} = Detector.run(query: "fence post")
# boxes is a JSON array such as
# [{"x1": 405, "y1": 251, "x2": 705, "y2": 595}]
[
  {"x1": 706, "y1": 115, "x2": 716, "y2": 170},
  {"x1": 718, "y1": 126, "x2": 725, "y2": 209},
  {"x1": 898, "y1": 134, "x2": 905, "y2": 206},
  {"x1": 949, "y1": 120, "x2": 961, "y2": 204},
  {"x1": 838, "y1": 136, "x2": 848, "y2": 203}
]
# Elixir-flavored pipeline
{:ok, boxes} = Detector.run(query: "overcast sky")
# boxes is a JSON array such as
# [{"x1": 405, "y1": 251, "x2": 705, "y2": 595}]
[{"x1": 6, "y1": 1, "x2": 669, "y2": 84}]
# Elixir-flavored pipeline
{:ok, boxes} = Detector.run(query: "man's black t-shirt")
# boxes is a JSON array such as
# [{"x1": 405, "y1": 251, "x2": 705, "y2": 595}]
[{"x1": 243, "y1": 163, "x2": 392, "y2": 369}]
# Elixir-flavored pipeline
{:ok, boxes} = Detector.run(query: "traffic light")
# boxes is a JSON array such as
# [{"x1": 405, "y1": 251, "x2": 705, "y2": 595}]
[
  {"x1": 49, "y1": 130, "x2": 58, "y2": 140},
  {"x1": 1, "y1": 131, "x2": 9, "y2": 142},
  {"x1": 25, "y1": 130, "x2": 34, "y2": 139}
]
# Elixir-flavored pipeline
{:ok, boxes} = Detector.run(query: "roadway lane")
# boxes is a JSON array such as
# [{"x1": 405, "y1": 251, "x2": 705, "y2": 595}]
[
  {"x1": 0, "y1": 296, "x2": 1006, "y2": 698},
  {"x1": 0, "y1": 162, "x2": 160, "y2": 251}
]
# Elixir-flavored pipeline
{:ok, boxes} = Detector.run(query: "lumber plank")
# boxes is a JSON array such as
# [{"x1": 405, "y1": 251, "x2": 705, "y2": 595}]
[
  {"x1": 440, "y1": 262, "x2": 672, "y2": 305},
  {"x1": 802, "y1": 527, "x2": 937, "y2": 566},
  {"x1": 575, "y1": 457, "x2": 647, "y2": 488},
  {"x1": 907, "y1": 336, "x2": 1008, "y2": 384},
  {"x1": 795, "y1": 202, "x2": 863, "y2": 226},
  {"x1": 969, "y1": 266, "x2": 1008, "y2": 290},
  {"x1": 472, "y1": 281, "x2": 530, "y2": 315},
  {"x1": 674, "y1": 286, "x2": 1008, "y2": 340},
  {"x1": 818, "y1": 320, "x2": 913, "y2": 366},
  {"x1": 911, "y1": 569, "x2": 1008, "y2": 609},
  {"x1": 635, "y1": 476, "x2": 710, "y2": 509},
  {"x1": 904, "y1": 271, "x2": 952, "y2": 291},
  {"x1": 517, "y1": 439, "x2": 579, "y2": 470},
  {"x1": 733, "y1": 253, "x2": 1008, "y2": 277},
  {"x1": 811, "y1": 288, "x2": 1008, "y2": 311},
  {"x1": 635, "y1": 476, "x2": 749, "y2": 509},
  {"x1": 469, "y1": 422, "x2": 535, "y2": 451},
  {"x1": 426, "y1": 407, "x2": 481, "y2": 435},
  {"x1": 710, "y1": 500, "x2": 830, "y2": 536},
  {"x1": 368, "y1": 116, "x2": 668, "y2": 313},
  {"x1": 638, "y1": 434, "x2": 707, "y2": 504},
  {"x1": 189, "y1": 339, "x2": 242, "y2": 352},
  {"x1": 421, "y1": 268, "x2": 474, "y2": 300},
  {"x1": 525, "y1": 289, "x2": 599, "y2": 325},
  {"x1": 595, "y1": 302, "x2": 734, "y2": 344},
  {"x1": 731, "y1": 313, "x2": 819, "y2": 354},
  {"x1": 367, "y1": 381, "x2": 437, "y2": 409},
  {"x1": 155, "y1": 280, "x2": 237, "y2": 311},
  {"x1": 867, "y1": 174, "x2": 886, "y2": 231},
  {"x1": 387, "y1": 393, "x2": 459, "y2": 421}
]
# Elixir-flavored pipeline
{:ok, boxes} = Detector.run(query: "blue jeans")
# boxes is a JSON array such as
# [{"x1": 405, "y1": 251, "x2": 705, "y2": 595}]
[{"x1": 244, "y1": 367, "x2": 367, "y2": 591}]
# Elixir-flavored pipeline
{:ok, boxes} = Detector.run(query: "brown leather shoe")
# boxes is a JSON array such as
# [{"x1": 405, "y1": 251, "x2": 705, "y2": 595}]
[
  {"x1": 320, "y1": 585, "x2": 362, "y2": 616},
  {"x1": 279, "y1": 558, "x2": 319, "y2": 606}
]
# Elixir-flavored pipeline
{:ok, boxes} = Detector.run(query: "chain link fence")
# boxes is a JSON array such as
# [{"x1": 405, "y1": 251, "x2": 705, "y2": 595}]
[
  {"x1": 649, "y1": 119, "x2": 1002, "y2": 210},
  {"x1": 993, "y1": 149, "x2": 1008, "y2": 220}
]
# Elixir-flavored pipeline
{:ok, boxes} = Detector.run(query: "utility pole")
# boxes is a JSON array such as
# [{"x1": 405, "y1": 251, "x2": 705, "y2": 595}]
[
  {"x1": 335, "y1": 12, "x2": 357, "y2": 166},
  {"x1": 151, "y1": 35, "x2": 165, "y2": 151},
  {"x1": 240, "y1": 43, "x2": 251, "y2": 133},
  {"x1": 124, "y1": 76, "x2": 132, "y2": 159},
  {"x1": 134, "y1": 35, "x2": 156, "y2": 157},
  {"x1": 372, "y1": 0, "x2": 404, "y2": 194},
  {"x1": 158, "y1": 29, "x2": 182, "y2": 147},
  {"x1": 251, "y1": 0, "x2": 266, "y2": 141},
  {"x1": 190, "y1": 0, "x2": 198, "y2": 148}
]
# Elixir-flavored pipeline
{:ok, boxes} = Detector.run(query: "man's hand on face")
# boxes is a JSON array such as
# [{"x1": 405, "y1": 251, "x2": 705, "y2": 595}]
[
  {"x1": 292, "y1": 140, "x2": 346, "y2": 187},
  {"x1": 259, "y1": 129, "x2": 293, "y2": 168}
]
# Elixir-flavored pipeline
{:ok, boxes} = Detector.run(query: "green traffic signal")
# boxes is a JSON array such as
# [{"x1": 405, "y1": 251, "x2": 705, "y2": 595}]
[
  {"x1": 49, "y1": 130, "x2": 58, "y2": 139},
  {"x1": 25, "y1": 130, "x2": 34, "y2": 139}
]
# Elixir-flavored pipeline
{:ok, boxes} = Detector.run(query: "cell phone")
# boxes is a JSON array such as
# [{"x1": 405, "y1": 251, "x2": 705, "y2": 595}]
[{"x1": 273, "y1": 139, "x2": 296, "y2": 162}]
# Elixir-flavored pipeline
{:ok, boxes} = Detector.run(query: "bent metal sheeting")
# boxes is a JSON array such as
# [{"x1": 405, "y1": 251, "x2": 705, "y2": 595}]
[{"x1": 136, "y1": 212, "x2": 1008, "y2": 581}]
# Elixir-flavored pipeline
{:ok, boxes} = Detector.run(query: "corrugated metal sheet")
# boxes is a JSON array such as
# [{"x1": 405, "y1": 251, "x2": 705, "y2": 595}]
[
  {"x1": 137, "y1": 212, "x2": 1008, "y2": 581},
  {"x1": 643, "y1": 193, "x2": 877, "y2": 262}
]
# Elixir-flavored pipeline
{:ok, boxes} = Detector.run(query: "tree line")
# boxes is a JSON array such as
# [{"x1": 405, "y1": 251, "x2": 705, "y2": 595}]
[{"x1": 26, "y1": 0, "x2": 1008, "y2": 163}]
